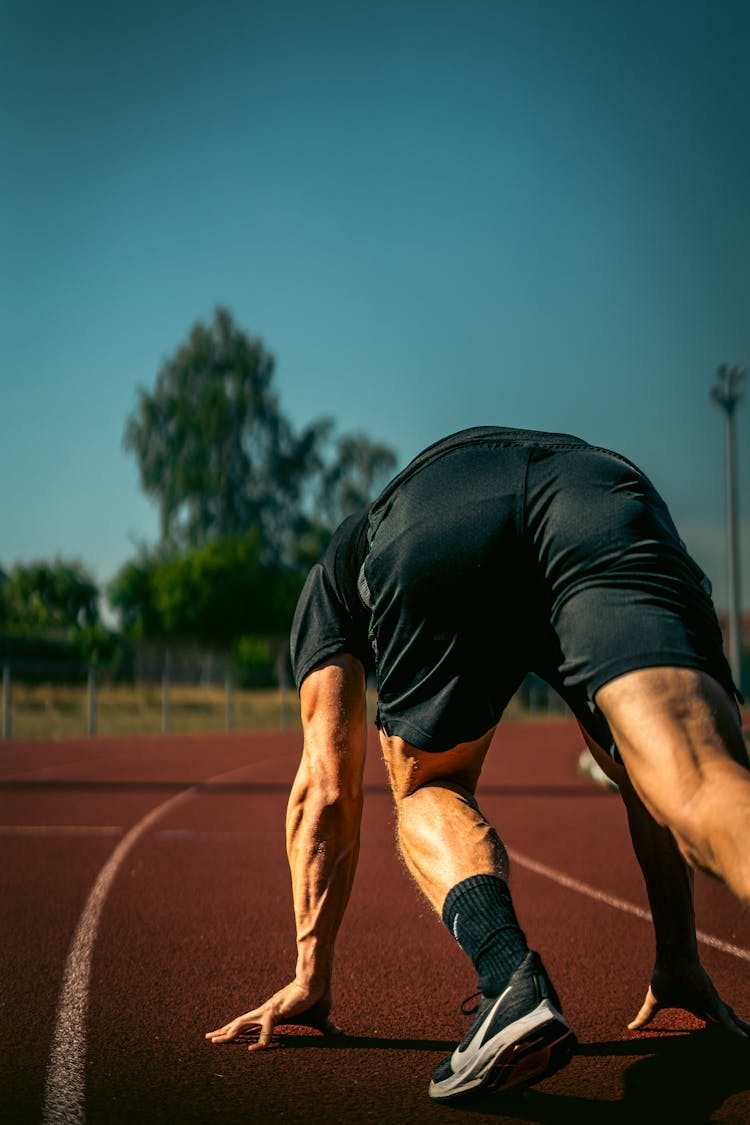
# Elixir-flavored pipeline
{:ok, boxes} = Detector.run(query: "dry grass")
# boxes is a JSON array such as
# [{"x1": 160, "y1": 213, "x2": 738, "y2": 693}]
[{"x1": 2, "y1": 681, "x2": 304, "y2": 740}]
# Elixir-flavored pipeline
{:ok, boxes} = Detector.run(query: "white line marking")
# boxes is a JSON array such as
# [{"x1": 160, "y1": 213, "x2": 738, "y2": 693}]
[
  {"x1": 0, "y1": 825, "x2": 122, "y2": 837},
  {"x1": 508, "y1": 847, "x2": 750, "y2": 963},
  {"x1": 42, "y1": 753, "x2": 299, "y2": 1125},
  {"x1": 42, "y1": 786, "x2": 197, "y2": 1125}
]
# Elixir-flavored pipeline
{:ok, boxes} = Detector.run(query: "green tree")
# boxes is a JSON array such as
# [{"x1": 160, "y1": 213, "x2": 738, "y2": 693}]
[
  {"x1": 108, "y1": 532, "x2": 302, "y2": 647},
  {"x1": 123, "y1": 307, "x2": 397, "y2": 564},
  {"x1": 0, "y1": 558, "x2": 122, "y2": 667},
  {"x1": 106, "y1": 556, "x2": 163, "y2": 640},
  {"x1": 124, "y1": 307, "x2": 327, "y2": 562},
  {"x1": 1, "y1": 559, "x2": 99, "y2": 635},
  {"x1": 316, "y1": 431, "x2": 399, "y2": 528}
]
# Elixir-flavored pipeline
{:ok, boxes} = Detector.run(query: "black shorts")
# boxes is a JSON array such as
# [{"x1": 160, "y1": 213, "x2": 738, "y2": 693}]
[{"x1": 357, "y1": 430, "x2": 736, "y2": 752}]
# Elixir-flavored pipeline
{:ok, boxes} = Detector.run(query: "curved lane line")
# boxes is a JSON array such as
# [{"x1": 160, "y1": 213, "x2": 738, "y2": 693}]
[
  {"x1": 42, "y1": 754, "x2": 298, "y2": 1125},
  {"x1": 42, "y1": 786, "x2": 198, "y2": 1125},
  {"x1": 508, "y1": 847, "x2": 750, "y2": 963}
]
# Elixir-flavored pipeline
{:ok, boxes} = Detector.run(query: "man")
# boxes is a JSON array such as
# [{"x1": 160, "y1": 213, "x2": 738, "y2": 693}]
[{"x1": 207, "y1": 426, "x2": 750, "y2": 1101}]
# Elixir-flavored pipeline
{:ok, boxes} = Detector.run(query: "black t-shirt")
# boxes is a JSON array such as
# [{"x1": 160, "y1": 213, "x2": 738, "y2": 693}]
[{"x1": 290, "y1": 508, "x2": 372, "y2": 687}]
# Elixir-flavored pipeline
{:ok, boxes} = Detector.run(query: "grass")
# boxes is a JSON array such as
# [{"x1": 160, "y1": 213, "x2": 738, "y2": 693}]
[{"x1": 2, "y1": 681, "x2": 304, "y2": 740}]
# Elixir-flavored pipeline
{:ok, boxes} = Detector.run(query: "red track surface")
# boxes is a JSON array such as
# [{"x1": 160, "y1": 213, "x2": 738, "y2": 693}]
[{"x1": 3, "y1": 721, "x2": 749, "y2": 1124}]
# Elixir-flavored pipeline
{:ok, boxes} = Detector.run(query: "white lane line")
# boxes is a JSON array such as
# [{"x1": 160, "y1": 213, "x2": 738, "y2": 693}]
[
  {"x1": 42, "y1": 754, "x2": 298, "y2": 1125},
  {"x1": 0, "y1": 826, "x2": 122, "y2": 837},
  {"x1": 42, "y1": 786, "x2": 198, "y2": 1125},
  {"x1": 508, "y1": 847, "x2": 750, "y2": 963}
]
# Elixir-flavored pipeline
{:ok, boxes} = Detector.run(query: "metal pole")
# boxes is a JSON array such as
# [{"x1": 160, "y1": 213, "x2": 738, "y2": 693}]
[
  {"x1": 726, "y1": 406, "x2": 742, "y2": 683},
  {"x1": 162, "y1": 651, "x2": 171, "y2": 733},
  {"x1": 2, "y1": 665, "x2": 10, "y2": 740},
  {"x1": 87, "y1": 666, "x2": 97, "y2": 738},
  {"x1": 277, "y1": 640, "x2": 290, "y2": 730},
  {"x1": 711, "y1": 364, "x2": 746, "y2": 691},
  {"x1": 225, "y1": 670, "x2": 234, "y2": 731}
]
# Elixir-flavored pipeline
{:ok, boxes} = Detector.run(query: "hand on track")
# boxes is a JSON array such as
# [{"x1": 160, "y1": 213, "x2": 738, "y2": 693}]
[
  {"x1": 205, "y1": 981, "x2": 342, "y2": 1051},
  {"x1": 629, "y1": 959, "x2": 750, "y2": 1039}
]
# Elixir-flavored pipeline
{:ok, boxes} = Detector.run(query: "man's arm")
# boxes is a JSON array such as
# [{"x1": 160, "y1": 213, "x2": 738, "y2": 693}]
[
  {"x1": 287, "y1": 653, "x2": 367, "y2": 996},
  {"x1": 206, "y1": 653, "x2": 367, "y2": 1050},
  {"x1": 579, "y1": 725, "x2": 749, "y2": 1037}
]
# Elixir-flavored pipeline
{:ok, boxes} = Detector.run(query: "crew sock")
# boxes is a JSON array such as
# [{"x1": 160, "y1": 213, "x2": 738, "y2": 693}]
[{"x1": 442, "y1": 873, "x2": 529, "y2": 997}]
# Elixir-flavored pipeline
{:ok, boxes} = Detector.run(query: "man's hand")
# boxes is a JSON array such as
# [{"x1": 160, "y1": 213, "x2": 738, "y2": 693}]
[
  {"x1": 629, "y1": 958, "x2": 750, "y2": 1038},
  {"x1": 205, "y1": 981, "x2": 342, "y2": 1051}
]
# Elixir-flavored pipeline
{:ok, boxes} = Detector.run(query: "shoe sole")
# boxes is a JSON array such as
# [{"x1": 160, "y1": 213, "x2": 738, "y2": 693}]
[
  {"x1": 428, "y1": 1000, "x2": 576, "y2": 1102},
  {"x1": 484, "y1": 1016, "x2": 576, "y2": 1093}
]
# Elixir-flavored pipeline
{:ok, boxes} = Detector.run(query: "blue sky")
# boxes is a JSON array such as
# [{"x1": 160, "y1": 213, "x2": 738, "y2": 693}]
[{"x1": 2, "y1": 0, "x2": 749, "y2": 608}]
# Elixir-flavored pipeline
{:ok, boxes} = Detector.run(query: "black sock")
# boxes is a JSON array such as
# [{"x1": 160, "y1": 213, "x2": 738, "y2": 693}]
[{"x1": 442, "y1": 874, "x2": 529, "y2": 997}]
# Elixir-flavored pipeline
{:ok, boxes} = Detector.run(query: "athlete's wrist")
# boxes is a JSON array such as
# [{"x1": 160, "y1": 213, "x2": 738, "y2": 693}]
[{"x1": 295, "y1": 939, "x2": 333, "y2": 990}]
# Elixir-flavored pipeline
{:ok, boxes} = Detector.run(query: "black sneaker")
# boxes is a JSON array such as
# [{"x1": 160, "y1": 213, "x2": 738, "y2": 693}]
[{"x1": 428, "y1": 950, "x2": 576, "y2": 1102}]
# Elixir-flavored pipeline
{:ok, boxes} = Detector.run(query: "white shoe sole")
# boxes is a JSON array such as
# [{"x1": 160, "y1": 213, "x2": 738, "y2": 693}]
[{"x1": 428, "y1": 998, "x2": 575, "y2": 1102}]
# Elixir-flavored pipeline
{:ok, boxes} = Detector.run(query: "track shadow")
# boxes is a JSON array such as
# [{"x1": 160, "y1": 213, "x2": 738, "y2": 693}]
[
  {"x1": 458, "y1": 1029, "x2": 750, "y2": 1123},
  {"x1": 228, "y1": 1025, "x2": 749, "y2": 1122},
  {"x1": 227, "y1": 1029, "x2": 457, "y2": 1052}
]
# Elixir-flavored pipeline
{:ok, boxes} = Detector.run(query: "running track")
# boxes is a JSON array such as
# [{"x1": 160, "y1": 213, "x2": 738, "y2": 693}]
[{"x1": 3, "y1": 721, "x2": 749, "y2": 1124}]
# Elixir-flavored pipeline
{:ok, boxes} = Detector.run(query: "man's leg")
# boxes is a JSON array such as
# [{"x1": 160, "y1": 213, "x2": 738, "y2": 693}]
[
  {"x1": 595, "y1": 666, "x2": 750, "y2": 906},
  {"x1": 379, "y1": 727, "x2": 575, "y2": 1100},
  {"x1": 379, "y1": 726, "x2": 505, "y2": 907}
]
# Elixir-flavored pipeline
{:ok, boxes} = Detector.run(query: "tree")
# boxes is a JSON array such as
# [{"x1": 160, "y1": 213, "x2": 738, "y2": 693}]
[
  {"x1": 106, "y1": 557, "x2": 163, "y2": 641},
  {"x1": 108, "y1": 532, "x2": 302, "y2": 647},
  {"x1": 124, "y1": 307, "x2": 397, "y2": 564},
  {"x1": 316, "y1": 431, "x2": 399, "y2": 529},
  {"x1": 119, "y1": 308, "x2": 399, "y2": 669},
  {"x1": 1, "y1": 559, "x2": 99, "y2": 635},
  {"x1": 0, "y1": 558, "x2": 121, "y2": 668},
  {"x1": 124, "y1": 308, "x2": 327, "y2": 562}
]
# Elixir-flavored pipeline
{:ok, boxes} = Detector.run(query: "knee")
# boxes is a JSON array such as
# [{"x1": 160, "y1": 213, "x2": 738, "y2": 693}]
[
  {"x1": 393, "y1": 778, "x2": 459, "y2": 828},
  {"x1": 391, "y1": 778, "x2": 467, "y2": 848}
]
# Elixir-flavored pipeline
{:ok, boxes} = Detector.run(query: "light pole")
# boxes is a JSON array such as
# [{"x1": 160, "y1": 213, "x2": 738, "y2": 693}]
[{"x1": 710, "y1": 363, "x2": 746, "y2": 690}]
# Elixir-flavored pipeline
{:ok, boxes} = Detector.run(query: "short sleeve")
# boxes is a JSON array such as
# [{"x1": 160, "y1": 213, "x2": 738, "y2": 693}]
[{"x1": 290, "y1": 510, "x2": 372, "y2": 688}]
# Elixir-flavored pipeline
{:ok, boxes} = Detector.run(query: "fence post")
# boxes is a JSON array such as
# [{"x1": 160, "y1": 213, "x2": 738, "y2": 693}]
[
  {"x1": 225, "y1": 671, "x2": 234, "y2": 731},
  {"x1": 87, "y1": 666, "x2": 97, "y2": 737},
  {"x1": 278, "y1": 643, "x2": 290, "y2": 731},
  {"x1": 162, "y1": 652, "x2": 171, "y2": 733},
  {"x1": 2, "y1": 664, "x2": 10, "y2": 740}
]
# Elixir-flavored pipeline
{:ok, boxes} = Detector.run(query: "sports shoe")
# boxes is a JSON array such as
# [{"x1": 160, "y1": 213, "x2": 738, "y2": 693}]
[{"x1": 428, "y1": 950, "x2": 576, "y2": 1101}]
